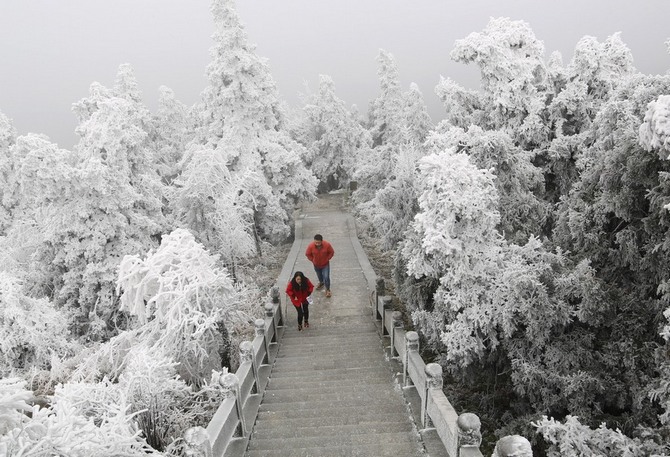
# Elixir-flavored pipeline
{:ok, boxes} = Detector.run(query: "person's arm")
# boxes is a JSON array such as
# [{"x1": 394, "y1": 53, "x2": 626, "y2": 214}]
[
  {"x1": 327, "y1": 243, "x2": 335, "y2": 261},
  {"x1": 305, "y1": 244, "x2": 313, "y2": 262},
  {"x1": 286, "y1": 282, "x2": 298, "y2": 306},
  {"x1": 307, "y1": 279, "x2": 314, "y2": 295}
]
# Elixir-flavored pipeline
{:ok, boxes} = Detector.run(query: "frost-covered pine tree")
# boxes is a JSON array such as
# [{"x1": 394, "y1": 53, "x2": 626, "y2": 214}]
[
  {"x1": 301, "y1": 74, "x2": 372, "y2": 192},
  {"x1": 448, "y1": 17, "x2": 549, "y2": 148},
  {"x1": 368, "y1": 49, "x2": 405, "y2": 148},
  {"x1": 355, "y1": 50, "x2": 411, "y2": 202},
  {"x1": 425, "y1": 125, "x2": 547, "y2": 244},
  {"x1": 171, "y1": 145, "x2": 256, "y2": 274},
  {"x1": 0, "y1": 272, "x2": 72, "y2": 378},
  {"x1": 544, "y1": 33, "x2": 638, "y2": 202},
  {"x1": 190, "y1": 0, "x2": 316, "y2": 243},
  {"x1": 8, "y1": 74, "x2": 166, "y2": 337},
  {"x1": 0, "y1": 110, "x2": 17, "y2": 233},
  {"x1": 152, "y1": 85, "x2": 193, "y2": 184}
]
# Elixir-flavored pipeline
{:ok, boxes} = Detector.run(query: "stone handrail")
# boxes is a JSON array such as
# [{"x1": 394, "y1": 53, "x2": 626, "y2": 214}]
[
  {"x1": 184, "y1": 292, "x2": 284, "y2": 457},
  {"x1": 373, "y1": 287, "x2": 533, "y2": 456}
]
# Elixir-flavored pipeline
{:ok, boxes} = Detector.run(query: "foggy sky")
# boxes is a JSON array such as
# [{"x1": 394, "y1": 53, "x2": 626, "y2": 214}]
[{"x1": 0, "y1": 0, "x2": 668, "y2": 149}]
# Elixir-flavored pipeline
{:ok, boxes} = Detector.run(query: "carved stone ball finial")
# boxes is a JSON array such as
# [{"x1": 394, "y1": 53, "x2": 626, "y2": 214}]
[
  {"x1": 457, "y1": 412, "x2": 482, "y2": 447},
  {"x1": 392, "y1": 311, "x2": 403, "y2": 328},
  {"x1": 219, "y1": 372, "x2": 240, "y2": 399},
  {"x1": 183, "y1": 426, "x2": 212, "y2": 457},
  {"x1": 254, "y1": 319, "x2": 265, "y2": 337},
  {"x1": 239, "y1": 341, "x2": 253, "y2": 364},
  {"x1": 493, "y1": 435, "x2": 532, "y2": 457},
  {"x1": 264, "y1": 302, "x2": 274, "y2": 317},
  {"x1": 425, "y1": 363, "x2": 443, "y2": 390},
  {"x1": 406, "y1": 331, "x2": 419, "y2": 352}
]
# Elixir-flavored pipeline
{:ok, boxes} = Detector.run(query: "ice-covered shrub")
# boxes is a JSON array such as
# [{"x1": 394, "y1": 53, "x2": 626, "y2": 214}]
[{"x1": 0, "y1": 272, "x2": 72, "y2": 377}]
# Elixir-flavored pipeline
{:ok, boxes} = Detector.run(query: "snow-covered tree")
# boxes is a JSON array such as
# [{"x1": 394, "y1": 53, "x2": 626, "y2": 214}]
[
  {"x1": 551, "y1": 73, "x2": 670, "y2": 435},
  {"x1": 7, "y1": 79, "x2": 165, "y2": 337},
  {"x1": 152, "y1": 86, "x2": 193, "y2": 183},
  {"x1": 426, "y1": 125, "x2": 547, "y2": 243},
  {"x1": 0, "y1": 378, "x2": 161, "y2": 456},
  {"x1": 114, "y1": 228, "x2": 251, "y2": 382},
  {"x1": 0, "y1": 272, "x2": 72, "y2": 377},
  {"x1": 368, "y1": 49, "x2": 405, "y2": 148},
  {"x1": 535, "y1": 415, "x2": 668, "y2": 457},
  {"x1": 171, "y1": 146, "x2": 256, "y2": 273},
  {"x1": 449, "y1": 17, "x2": 549, "y2": 147},
  {"x1": 191, "y1": 0, "x2": 316, "y2": 243},
  {"x1": 543, "y1": 34, "x2": 637, "y2": 203},
  {"x1": 301, "y1": 74, "x2": 372, "y2": 192},
  {"x1": 0, "y1": 111, "x2": 17, "y2": 232},
  {"x1": 356, "y1": 51, "x2": 432, "y2": 204},
  {"x1": 640, "y1": 94, "x2": 670, "y2": 157},
  {"x1": 402, "y1": 82, "x2": 433, "y2": 146}
]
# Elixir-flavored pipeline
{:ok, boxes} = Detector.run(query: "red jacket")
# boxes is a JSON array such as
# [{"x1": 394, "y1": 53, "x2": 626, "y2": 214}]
[
  {"x1": 286, "y1": 278, "x2": 314, "y2": 308},
  {"x1": 305, "y1": 240, "x2": 334, "y2": 268}
]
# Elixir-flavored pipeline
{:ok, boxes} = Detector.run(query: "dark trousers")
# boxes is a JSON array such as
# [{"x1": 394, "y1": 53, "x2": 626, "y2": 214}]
[{"x1": 296, "y1": 303, "x2": 309, "y2": 325}]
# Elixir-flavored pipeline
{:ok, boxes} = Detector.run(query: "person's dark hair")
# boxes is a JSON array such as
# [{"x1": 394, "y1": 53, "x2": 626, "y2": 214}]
[
  {"x1": 314, "y1": 234, "x2": 323, "y2": 241},
  {"x1": 291, "y1": 271, "x2": 309, "y2": 291}
]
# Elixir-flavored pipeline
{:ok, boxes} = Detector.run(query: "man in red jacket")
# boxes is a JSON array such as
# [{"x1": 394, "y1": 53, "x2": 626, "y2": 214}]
[{"x1": 305, "y1": 234, "x2": 335, "y2": 297}]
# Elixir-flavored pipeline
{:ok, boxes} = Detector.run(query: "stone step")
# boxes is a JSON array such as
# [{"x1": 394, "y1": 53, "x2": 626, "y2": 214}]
[
  {"x1": 245, "y1": 441, "x2": 424, "y2": 457},
  {"x1": 271, "y1": 353, "x2": 386, "y2": 368},
  {"x1": 281, "y1": 324, "x2": 378, "y2": 339},
  {"x1": 252, "y1": 411, "x2": 409, "y2": 430},
  {"x1": 258, "y1": 395, "x2": 404, "y2": 413},
  {"x1": 270, "y1": 359, "x2": 389, "y2": 374},
  {"x1": 277, "y1": 336, "x2": 382, "y2": 351},
  {"x1": 255, "y1": 402, "x2": 408, "y2": 421},
  {"x1": 279, "y1": 332, "x2": 380, "y2": 346},
  {"x1": 246, "y1": 431, "x2": 422, "y2": 452},
  {"x1": 268, "y1": 365, "x2": 391, "y2": 381},
  {"x1": 251, "y1": 420, "x2": 414, "y2": 440},
  {"x1": 266, "y1": 375, "x2": 390, "y2": 390},
  {"x1": 260, "y1": 385, "x2": 401, "y2": 404}
]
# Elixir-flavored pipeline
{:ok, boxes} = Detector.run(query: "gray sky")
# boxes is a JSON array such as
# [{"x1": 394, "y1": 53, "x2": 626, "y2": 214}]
[{"x1": 0, "y1": 0, "x2": 668, "y2": 149}]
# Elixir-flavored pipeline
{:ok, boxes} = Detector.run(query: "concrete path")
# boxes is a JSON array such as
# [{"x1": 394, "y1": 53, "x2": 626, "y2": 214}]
[{"x1": 244, "y1": 194, "x2": 427, "y2": 456}]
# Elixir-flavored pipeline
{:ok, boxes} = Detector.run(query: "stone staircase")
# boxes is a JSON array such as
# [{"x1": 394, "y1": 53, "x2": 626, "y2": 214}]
[
  {"x1": 245, "y1": 315, "x2": 425, "y2": 456},
  {"x1": 246, "y1": 315, "x2": 423, "y2": 457}
]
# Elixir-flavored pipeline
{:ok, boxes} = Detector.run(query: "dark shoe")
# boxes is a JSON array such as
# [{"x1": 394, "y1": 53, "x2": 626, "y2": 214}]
[
  {"x1": 316, "y1": 282, "x2": 324, "y2": 290},
  {"x1": 298, "y1": 324, "x2": 302, "y2": 331},
  {"x1": 304, "y1": 322, "x2": 309, "y2": 328},
  {"x1": 325, "y1": 289, "x2": 331, "y2": 297}
]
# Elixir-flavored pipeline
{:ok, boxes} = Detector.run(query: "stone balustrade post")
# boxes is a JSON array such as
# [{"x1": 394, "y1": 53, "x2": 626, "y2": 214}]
[
  {"x1": 372, "y1": 278, "x2": 386, "y2": 319},
  {"x1": 270, "y1": 286, "x2": 280, "y2": 303},
  {"x1": 255, "y1": 318, "x2": 269, "y2": 363},
  {"x1": 404, "y1": 331, "x2": 419, "y2": 386},
  {"x1": 391, "y1": 311, "x2": 403, "y2": 357},
  {"x1": 264, "y1": 302, "x2": 277, "y2": 343},
  {"x1": 183, "y1": 426, "x2": 213, "y2": 457},
  {"x1": 264, "y1": 302, "x2": 274, "y2": 318},
  {"x1": 422, "y1": 362, "x2": 443, "y2": 427},
  {"x1": 219, "y1": 372, "x2": 246, "y2": 437},
  {"x1": 239, "y1": 340, "x2": 258, "y2": 393},
  {"x1": 270, "y1": 286, "x2": 283, "y2": 326},
  {"x1": 380, "y1": 296, "x2": 392, "y2": 335},
  {"x1": 492, "y1": 435, "x2": 532, "y2": 457},
  {"x1": 457, "y1": 412, "x2": 482, "y2": 454}
]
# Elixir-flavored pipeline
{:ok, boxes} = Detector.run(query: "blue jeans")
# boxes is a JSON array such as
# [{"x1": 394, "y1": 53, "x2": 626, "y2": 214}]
[{"x1": 313, "y1": 264, "x2": 331, "y2": 290}]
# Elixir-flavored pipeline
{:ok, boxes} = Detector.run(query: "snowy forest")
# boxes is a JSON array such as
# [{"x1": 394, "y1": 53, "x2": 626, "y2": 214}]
[{"x1": 1, "y1": 0, "x2": 670, "y2": 455}]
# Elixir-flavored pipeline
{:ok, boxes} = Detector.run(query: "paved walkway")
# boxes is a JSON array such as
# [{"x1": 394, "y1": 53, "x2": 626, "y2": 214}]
[{"x1": 244, "y1": 194, "x2": 428, "y2": 456}]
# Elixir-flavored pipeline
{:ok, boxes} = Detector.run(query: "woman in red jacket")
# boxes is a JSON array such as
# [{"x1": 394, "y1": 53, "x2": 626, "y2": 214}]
[{"x1": 285, "y1": 271, "x2": 314, "y2": 331}]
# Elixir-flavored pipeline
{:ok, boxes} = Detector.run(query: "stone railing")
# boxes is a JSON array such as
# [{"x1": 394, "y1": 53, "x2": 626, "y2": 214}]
[
  {"x1": 373, "y1": 282, "x2": 533, "y2": 457},
  {"x1": 182, "y1": 287, "x2": 284, "y2": 457}
]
